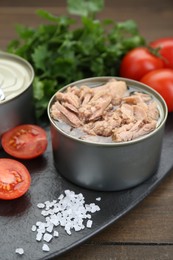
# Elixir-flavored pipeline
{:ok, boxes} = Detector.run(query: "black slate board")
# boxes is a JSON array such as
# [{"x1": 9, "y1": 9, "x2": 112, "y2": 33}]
[{"x1": 0, "y1": 113, "x2": 173, "y2": 260}]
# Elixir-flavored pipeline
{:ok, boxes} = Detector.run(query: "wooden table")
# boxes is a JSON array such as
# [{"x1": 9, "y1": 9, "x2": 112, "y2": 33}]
[{"x1": 1, "y1": 1, "x2": 173, "y2": 259}]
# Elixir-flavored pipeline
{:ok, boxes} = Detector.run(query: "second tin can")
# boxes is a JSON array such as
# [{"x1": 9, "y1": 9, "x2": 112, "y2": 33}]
[{"x1": 0, "y1": 52, "x2": 35, "y2": 142}]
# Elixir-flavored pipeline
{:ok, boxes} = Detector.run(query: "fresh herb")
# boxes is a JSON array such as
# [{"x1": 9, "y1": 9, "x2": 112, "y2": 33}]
[{"x1": 7, "y1": 0, "x2": 145, "y2": 120}]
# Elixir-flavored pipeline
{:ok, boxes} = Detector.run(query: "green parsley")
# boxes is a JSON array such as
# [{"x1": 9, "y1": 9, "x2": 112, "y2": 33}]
[{"x1": 7, "y1": 0, "x2": 145, "y2": 120}]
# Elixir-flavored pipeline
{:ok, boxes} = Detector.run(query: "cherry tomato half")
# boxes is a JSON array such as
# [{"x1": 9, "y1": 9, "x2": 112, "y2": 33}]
[
  {"x1": 140, "y1": 68, "x2": 173, "y2": 112},
  {"x1": 150, "y1": 37, "x2": 173, "y2": 69},
  {"x1": 120, "y1": 47, "x2": 164, "y2": 81},
  {"x1": 0, "y1": 158, "x2": 31, "y2": 200},
  {"x1": 1, "y1": 124, "x2": 48, "y2": 159}
]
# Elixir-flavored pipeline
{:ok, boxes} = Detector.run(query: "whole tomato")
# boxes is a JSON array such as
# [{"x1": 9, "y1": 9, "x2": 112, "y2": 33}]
[
  {"x1": 140, "y1": 68, "x2": 173, "y2": 112},
  {"x1": 120, "y1": 47, "x2": 164, "y2": 81},
  {"x1": 150, "y1": 37, "x2": 173, "y2": 69}
]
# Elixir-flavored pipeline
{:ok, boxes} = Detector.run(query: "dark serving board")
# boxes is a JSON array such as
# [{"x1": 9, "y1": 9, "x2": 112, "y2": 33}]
[{"x1": 0, "y1": 113, "x2": 173, "y2": 260}]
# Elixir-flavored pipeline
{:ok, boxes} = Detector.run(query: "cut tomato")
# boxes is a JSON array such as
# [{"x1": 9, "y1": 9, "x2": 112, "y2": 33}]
[
  {"x1": 0, "y1": 158, "x2": 31, "y2": 200},
  {"x1": 1, "y1": 124, "x2": 48, "y2": 159}
]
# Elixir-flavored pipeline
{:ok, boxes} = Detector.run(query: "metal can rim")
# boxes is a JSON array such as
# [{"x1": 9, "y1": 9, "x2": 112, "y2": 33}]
[
  {"x1": 0, "y1": 51, "x2": 34, "y2": 104},
  {"x1": 47, "y1": 76, "x2": 168, "y2": 147}
]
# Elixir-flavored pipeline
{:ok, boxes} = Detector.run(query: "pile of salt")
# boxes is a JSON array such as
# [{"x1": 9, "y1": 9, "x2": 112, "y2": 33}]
[{"x1": 31, "y1": 190, "x2": 101, "y2": 253}]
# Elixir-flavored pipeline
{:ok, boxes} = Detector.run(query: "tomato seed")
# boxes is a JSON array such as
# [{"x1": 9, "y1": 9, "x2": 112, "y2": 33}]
[{"x1": 0, "y1": 170, "x2": 23, "y2": 191}]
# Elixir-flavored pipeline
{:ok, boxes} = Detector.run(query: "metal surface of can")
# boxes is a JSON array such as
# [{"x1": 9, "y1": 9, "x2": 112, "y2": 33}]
[{"x1": 0, "y1": 52, "x2": 35, "y2": 141}]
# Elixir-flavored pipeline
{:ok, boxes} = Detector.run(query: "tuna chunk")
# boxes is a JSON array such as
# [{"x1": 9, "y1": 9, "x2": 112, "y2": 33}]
[
  {"x1": 50, "y1": 79, "x2": 160, "y2": 143},
  {"x1": 56, "y1": 91, "x2": 80, "y2": 108},
  {"x1": 61, "y1": 102, "x2": 78, "y2": 113},
  {"x1": 83, "y1": 114, "x2": 121, "y2": 137},
  {"x1": 89, "y1": 96, "x2": 112, "y2": 121},
  {"x1": 79, "y1": 93, "x2": 112, "y2": 122},
  {"x1": 92, "y1": 79, "x2": 127, "y2": 104},
  {"x1": 118, "y1": 103, "x2": 134, "y2": 124},
  {"x1": 79, "y1": 85, "x2": 94, "y2": 104},
  {"x1": 112, "y1": 120, "x2": 156, "y2": 142},
  {"x1": 147, "y1": 101, "x2": 160, "y2": 121},
  {"x1": 51, "y1": 101, "x2": 82, "y2": 127},
  {"x1": 133, "y1": 105, "x2": 148, "y2": 121},
  {"x1": 78, "y1": 79, "x2": 127, "y2": 122}
]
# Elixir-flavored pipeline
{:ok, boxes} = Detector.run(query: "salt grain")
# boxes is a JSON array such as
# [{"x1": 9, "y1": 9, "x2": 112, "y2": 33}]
[
  {"x1": 42, "y1": 244, "x2": 50, "y2": 252},
  {"x1": 15, "y1": 248, "x2": 24, "y2": 255},
  {"x1": 37, "y1": 203, "x2": 45, "y2": 209},
  {"x1": 86, "y1": 220, "x2": 93, "y2": 228},
  {"x1": 58, "y1": 194, "x2": 64, "y2": 200},
  {"x1": 53, "y1": 230, "x2": 59, "y2": 237},
  {"x1": 36, "y1": 232, "x2": 43, "y2": 241},
  {"x1": 46, "y1": 224, "x2": 54, "y2": 233},
  {"x1": 43, "y1": 233, "x2": 53, "y2": 242},
  {"x1": 41, "y1": 210, "x2": 49, "y2": 217},
  {"x1": 36, "y1": 221, "x2": 43, "y2": 226},
  {"x1": 31, "y1": 225, "x2": 37, "y2": 232}
]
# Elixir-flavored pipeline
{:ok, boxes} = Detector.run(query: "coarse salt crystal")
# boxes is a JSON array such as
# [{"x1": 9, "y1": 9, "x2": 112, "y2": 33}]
[
  {"x1": 86, "y1": 219, "x2": 93, "y2": 228},
  {"x1": 36, "y1": 221, "x2": 43, "y2": 226},
  {"x1": 42, "y1": 244, "x2": 50, "y2": 252},
  {"x1": 96, "y1": 197, "x2": 101, "y2": 201},
  {"x1": 15, "y1": 248, "x2": 24, "y2": 255},
  {"x1": 74, "y1": 225, "x2": 82, "y2": 232},
  {"x1": 36, "y1": 232, "x2": 43, "y2": 241},
  {"x1": 58, "y1": 194, "x2": 64, "y2": 200},
  {"x1": 37, "y1": 203, "x2": 45, "y2": 209},
  {"x1": 38, "y1": 222, "x2": 46, "y2": 229},
  {"x1": 37, "y1": 226, "x2": 46, "y2": 234},
  {"x1": 53, "y1": 230, "x2": 59, "y2": 237},
  {"x1": 41, "y1": 210, "x2": 49, "y2": 217},
  {"x1": 50, "y1": 217, "x2": 59, "y2": 226},
  {"x1": 65, "y1": 228, "x2": 72, "y2": 235},
  {"x1": 31, "y1": 225, "x2": 37, "y2": 232},
  {"x1": 89, "y1": 203, "x2": 100, "y2": 213},
  {"x1": 46, "y1": 224, "x2": 54, "y2": 233},
  {"x1": 86, "y1": 213, "x2": 91, "y2": 219},
  {"x1": 43, "y1": 233, "x2": 53, "y2": 243}
]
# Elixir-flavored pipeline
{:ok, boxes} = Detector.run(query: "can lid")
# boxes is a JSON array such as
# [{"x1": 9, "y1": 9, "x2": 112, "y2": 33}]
[{"x1": 0, "y1": 52, "x2": 34, "y2": 103}]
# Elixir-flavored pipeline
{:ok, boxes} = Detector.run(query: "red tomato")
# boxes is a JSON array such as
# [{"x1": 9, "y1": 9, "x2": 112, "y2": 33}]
[
  {"x1": 0, "y1": 158, "x2": 31, "y2": 200},
  {"x1": 150, "y1": 37, "x2": 173, "y2": 69},
  {"x1": 1, "y1": 124, "x2": 48, "y2": 159},
  {"x1": 120, "y1": 47, "x2": 164, "y2": 81},
  {"x1": 140, "y1": 68, "x2": 173, "y2": 112}
]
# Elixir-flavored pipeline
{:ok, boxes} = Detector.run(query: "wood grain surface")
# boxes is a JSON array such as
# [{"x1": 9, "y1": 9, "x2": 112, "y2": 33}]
[{"x1": 1, "y1": 1, "x2": 173, "y2": 259}]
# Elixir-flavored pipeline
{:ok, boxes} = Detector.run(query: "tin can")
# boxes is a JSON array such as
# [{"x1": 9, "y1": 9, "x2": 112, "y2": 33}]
[
  {"x1": 48, "y1": 77, "x2": 168, "y2": 191},
  {"x1": 0, "y1": 52, "x2": 35, "y2": 142}
]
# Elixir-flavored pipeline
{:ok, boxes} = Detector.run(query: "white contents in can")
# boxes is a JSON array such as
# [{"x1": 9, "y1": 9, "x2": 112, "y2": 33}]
[{"x1": 0, "y1": 88, "x2": 5, "y2": 101}]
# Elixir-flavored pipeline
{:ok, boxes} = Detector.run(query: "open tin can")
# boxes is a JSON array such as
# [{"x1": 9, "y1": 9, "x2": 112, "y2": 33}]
[
  {"x1": 48, "y1": 77, "x2": 168, "y2": 191},
  {"x1": 0, "y1": 52, "x2": 35, "y2": 143}
]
